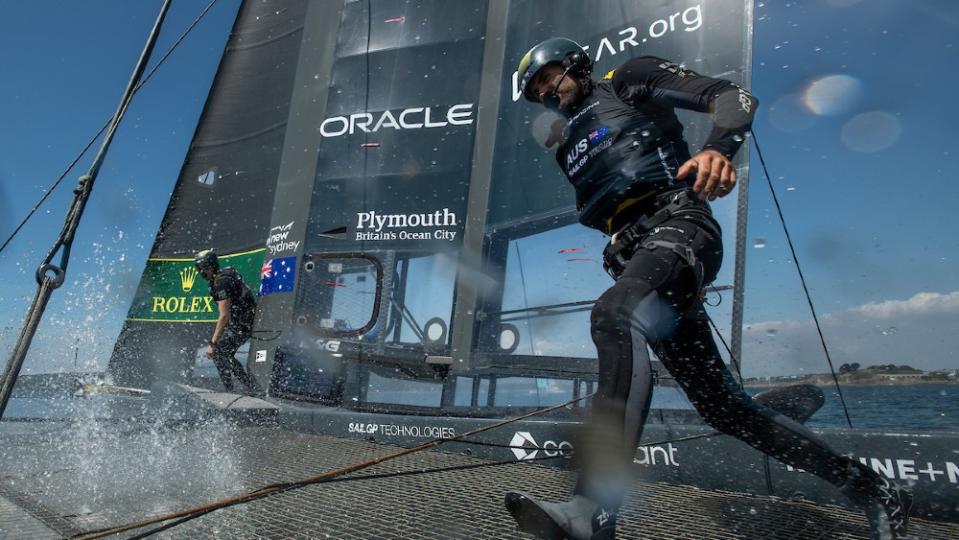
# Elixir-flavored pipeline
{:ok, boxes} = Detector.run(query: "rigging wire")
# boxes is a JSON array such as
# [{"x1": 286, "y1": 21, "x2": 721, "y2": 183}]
[
  {"x1": 0, "y1": 0, "x2": 173, "y2": 421},
  {"x1": 751, "y1": 131, "x2": 854, "y2": 429},
  {"x1": 0, "y1": 0, "x2": 222, "y2": 259},
  {"x1": 704, "y1": 310, "x2": 744, "y2": 385},
  {"x1": 72, "y1": 394, "x2": 591, "y2": 540}
]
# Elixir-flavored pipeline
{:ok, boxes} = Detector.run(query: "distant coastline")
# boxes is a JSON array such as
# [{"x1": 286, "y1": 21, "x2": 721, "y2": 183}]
[
  {"x1": 743, "y1": 376, "x2": 959, "y2": 388},
  {"x1": 743, "y1": 364, "x2": 958, "y2": 388}
]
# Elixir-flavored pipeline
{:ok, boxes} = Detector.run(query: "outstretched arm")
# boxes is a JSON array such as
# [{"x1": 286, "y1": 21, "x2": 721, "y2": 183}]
[{"x1": 612, "y1": 56, "x2": 758, "y2": 200}]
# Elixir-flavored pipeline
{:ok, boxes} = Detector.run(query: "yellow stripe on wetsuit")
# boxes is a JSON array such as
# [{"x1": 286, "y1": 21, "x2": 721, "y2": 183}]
[{"x1": 604, "y1": 191, "x2": 656, "y2": 234}]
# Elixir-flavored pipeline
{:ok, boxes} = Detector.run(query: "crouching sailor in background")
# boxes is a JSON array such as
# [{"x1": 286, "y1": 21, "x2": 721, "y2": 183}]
[
  {"x1": 504, "y1": 37, "x2": 912, "y2": 540},
  {"x1": 195, "y1": 249, "x2": 258, "y2": 394}
]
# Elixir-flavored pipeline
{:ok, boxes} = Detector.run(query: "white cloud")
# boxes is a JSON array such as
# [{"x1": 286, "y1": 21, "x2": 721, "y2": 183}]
[
  {"x1": 850, "y1": 291, "x2": 959, "y2": 319},
  {"x1": 741, "y1": 290, "x2": 959, "y2": 378}
]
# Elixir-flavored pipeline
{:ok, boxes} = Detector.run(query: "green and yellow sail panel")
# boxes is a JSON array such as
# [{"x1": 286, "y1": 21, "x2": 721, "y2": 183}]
[{"x1": 126, "y1": 248, "x2": 266, "y2": 323}]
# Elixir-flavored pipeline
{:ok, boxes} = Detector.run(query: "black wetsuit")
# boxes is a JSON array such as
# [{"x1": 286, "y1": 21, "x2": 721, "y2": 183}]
[
  {"x1": 558, "y1": 56, "x2": 754, "y2": 232},
  {"x1": 209, "y1": 267, "x2": 257, "y2": 392},
  {"x1": 560, "y1": 56, "x2": 880, "y2": 508}
]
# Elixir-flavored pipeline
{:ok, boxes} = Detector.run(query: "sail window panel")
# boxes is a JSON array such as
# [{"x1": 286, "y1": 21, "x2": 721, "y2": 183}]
[
  {"x1": 577, "y1": 381, "x2": 592, "y2": 408},
  {"x1": 479, "y1": 224, "x2": 610, "y2": 360},
  {"x1": 326, "y1": 268, "x2": 379, "y2": 335},
  {"x1": 365, "y1": 370, "x2": 442, "y2": 407},
  {"x1": 271, "y1": 347, "x2": 343, "y2": 403},
  {"x1": 389, "y1": 254, "x2": 456, "y2": 347},
  {"x1": 487, "y1": 115, "x2": 577, "y2": 228},
  {"x1": 453, "y1": 377, "x2": 473, "y2": 407},
  {"x1": 476, "y1": 378, "x2": 490, "y2": 407},
  {"x1": 296, "y1": 256, "x2": 381, "y2": 336},
  {"x1": 493, "y1": 377, "x2": 575, "y2": 408}
]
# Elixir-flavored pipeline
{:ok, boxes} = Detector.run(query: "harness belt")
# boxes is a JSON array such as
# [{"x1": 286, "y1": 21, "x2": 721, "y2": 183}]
[{"x1": 602, "y1": 189, "x2": 705, "y2": 284}]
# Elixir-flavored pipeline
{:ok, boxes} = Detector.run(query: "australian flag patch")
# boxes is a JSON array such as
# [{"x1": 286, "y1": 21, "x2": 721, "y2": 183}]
[{"x1": 588, "y1": 126, "x2": 610, "y2": 143}]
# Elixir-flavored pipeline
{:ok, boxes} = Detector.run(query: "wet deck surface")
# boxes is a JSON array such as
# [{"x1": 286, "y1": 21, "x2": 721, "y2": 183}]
[{"x1": 1, "y1": 405, "x2": 958, "y2": 539}]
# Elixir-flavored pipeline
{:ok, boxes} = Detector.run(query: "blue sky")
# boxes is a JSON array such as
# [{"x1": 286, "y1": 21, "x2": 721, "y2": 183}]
[
  {"x1": 1, "y1": 0, "x2": 957, "y2": 377},
  {"x1": 0, "y1": 0, "x2": 241, "y2": 370},
  {"x1": 738, "y1": 0, "x2": 959, "y2": 375}
]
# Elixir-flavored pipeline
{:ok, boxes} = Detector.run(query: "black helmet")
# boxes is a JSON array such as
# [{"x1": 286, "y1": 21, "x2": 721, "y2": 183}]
[
  {"x1": 194, "y1": 249, "x2": 219, "y2": 272},
  {"x1": 517, "y1": 37, "x2": 592, "y2": 103}
]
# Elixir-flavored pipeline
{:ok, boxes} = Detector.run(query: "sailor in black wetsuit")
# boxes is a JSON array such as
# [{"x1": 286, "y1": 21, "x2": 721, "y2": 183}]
[
  {"x1": 195, "y1": 249, "x2": 258, "y2": 394},
  {"x1": 504, "y1": 38, "x2": 912, "y2": 540}
]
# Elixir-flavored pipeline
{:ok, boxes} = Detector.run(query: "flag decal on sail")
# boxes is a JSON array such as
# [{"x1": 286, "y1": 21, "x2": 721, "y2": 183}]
[{"x1": 260, "y1": 256, "x2": 296, "y2": 296}]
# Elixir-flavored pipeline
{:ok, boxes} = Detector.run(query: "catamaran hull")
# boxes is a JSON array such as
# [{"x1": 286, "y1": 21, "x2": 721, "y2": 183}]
[{"x1": 278, "y1": 400, "x2": 959, "y2": 524}]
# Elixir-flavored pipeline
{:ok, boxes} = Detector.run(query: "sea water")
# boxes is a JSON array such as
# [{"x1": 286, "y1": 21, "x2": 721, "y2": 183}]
[{"x1": 803, "y1": 383, "x2": 959, "y2": 431}]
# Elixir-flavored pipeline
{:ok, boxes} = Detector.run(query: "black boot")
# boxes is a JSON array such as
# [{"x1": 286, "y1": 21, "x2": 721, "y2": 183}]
[
  {"x1": 842, "y1": 462, "x2": 913, "y2": 539},
  {"x1": 505, "y1": 492, "x2": 616, "y2": 540}
]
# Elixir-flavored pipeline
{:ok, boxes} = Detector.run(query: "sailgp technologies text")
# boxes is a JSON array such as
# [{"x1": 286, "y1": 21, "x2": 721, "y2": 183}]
[
  {"x1": 355, "y1": 208, "x2": 458, "y2": 242},
  {"x1": 511, "y1": 4, "x2": 705, "y2": 101},
  {"x1": 348, "y1": 422, "x2": 455, "y2": 439},
  {"x1": 266, "y1": 221, "x2": 299, "y2": 255},
  {"x1": 320, "y1": 103, "x2": 474, "y2": 138},
  {"x1": 788, "y1": 456, "x2": 959, "y2": 484}
]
